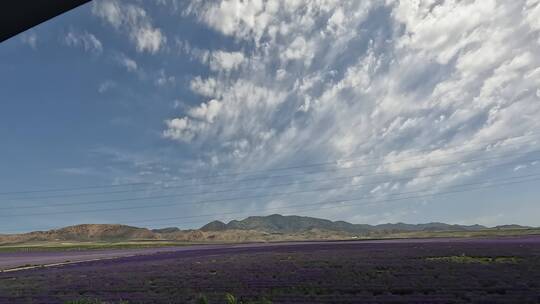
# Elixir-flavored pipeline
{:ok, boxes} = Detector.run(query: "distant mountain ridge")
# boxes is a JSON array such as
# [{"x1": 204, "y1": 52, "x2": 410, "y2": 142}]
[
  {"x1": 200, "y1": 214, "x2": 487, "y2": 233},
  {"x1": 0, "y1": 214, "x2": 535, "y2": 244}
]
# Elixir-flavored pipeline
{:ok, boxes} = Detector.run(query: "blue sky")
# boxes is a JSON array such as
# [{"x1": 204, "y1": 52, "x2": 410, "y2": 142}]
[{"x1": 1, "y1": 0, "x2": 540, "y2": 233}]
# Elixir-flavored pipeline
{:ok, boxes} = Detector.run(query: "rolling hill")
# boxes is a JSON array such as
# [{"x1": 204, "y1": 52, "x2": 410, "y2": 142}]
[
  {"x1": 0, "y1": 214, "x2": 535, "y2": 245},
  {"x1": 0, "y1": 224, "x2": 158, "y2": 244}
]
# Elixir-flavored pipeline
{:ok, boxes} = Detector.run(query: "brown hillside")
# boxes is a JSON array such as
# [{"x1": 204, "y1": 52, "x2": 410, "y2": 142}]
[{"x1": 0, "y1": 224, "x2": 159, "y2": 244}]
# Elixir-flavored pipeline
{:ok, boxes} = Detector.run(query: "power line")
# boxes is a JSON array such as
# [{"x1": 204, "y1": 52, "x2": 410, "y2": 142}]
[
  {"x1": 118, "y1": 174, "x2": 540, "y2": 225},
  {"x1": 3, "y1": 147, "x2": 540, "y2": 206},
  {"x1": 200, "y1": 131, "x2": 540, "y2": 177},
  {"x1": 3, "y1": 156, "x2": 539, "y2": 210},
  {"x1": 1, "y1": 174, "x2": 538, "y2": 233},
  {"x1": 1, "y1": 132, "x2": 538, "y2": 196},
  {"x1": 1, "y1": 171, "x2": 538, "y2": 219},
  {"x1": 8, "y1": 147, "x2": 538, "y2": 202},
  {"x1": 0, "y1": 182, "x2": 151, "y2": 196}
]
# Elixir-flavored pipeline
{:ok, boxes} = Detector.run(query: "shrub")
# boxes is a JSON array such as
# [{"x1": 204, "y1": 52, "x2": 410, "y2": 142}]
[
  {"x1": 197, "y1": 294, "x2": 209, "y2": 304},
  {"x1": 225, "y1": 293, "x2": 237, "y2": 304}
]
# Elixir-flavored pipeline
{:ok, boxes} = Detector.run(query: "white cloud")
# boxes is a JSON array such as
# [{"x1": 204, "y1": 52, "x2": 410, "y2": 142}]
[
  {"x1": 163, "y1": 117, "x2": 197, "y2": 142},
  {"x1": 191, "y1": 0, "x2": 267, "y2": 39},
  {"x1": 391, "y1": 0, "x2": 499, "y2": 65},
  {"x1": 209, "y1": 50, "x2": 246, "y2": 71},
  {"x1": 281, "y1": 37, "x2": 315, "y2": 66},
  {"x1": 190, "y1": 76, "x2": 219, "y2": 97},
  {"x1": 525, "y1": 0, "x2": 540, "y2": 31},
  {"x1": 513, "y1": 164, "x2": 527, "y2": 172},
  {"x1": 165, "y1": 79, "x2": 285, "y2": 143},
  {"x1": 20, "y1": 32, "x2": 38, "y2": 49},
  {"x1": 134, "y1": 27, "x2": 165, "y2": 53},
  {"x1": 116, "y1": 53, "x2": 138, "y2": 72},
  {"x1": 92, "y1": 0, "x2": 123, "y2": 28},
  {"x1": 155, "y1": 69, "x2": 176, "y2": 86},
  {"x1": 64, "y1": 30, "x2": 103, "y2": 54},
  {"x1": 163, "y1": 0, "x2": 540, "y2": 224},
  {"x1": 188, "y1": 99, "x2": 223, "y2": 123},
  {"x1": 98, "y1": 80, "x2": 116, "y2": 93},
  {"x1": 173, "y1": 99, "x2": 185, "y2": 109},
  {"x1": 92, "y1": 0, "x2": 166, "y2": 54}
]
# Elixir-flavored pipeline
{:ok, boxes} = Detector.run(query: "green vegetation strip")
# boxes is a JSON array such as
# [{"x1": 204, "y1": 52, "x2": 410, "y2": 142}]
[
  {"x1": 426, "y1": 255, "x2": 522, "y2": 264},
  {"x1": 0, "y1": 241, "x2": 194, "y2": 253}
]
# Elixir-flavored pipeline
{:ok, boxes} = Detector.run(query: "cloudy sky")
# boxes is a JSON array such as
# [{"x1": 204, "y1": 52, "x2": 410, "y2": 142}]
[{"x1": 1, "y1": 0, "x2": 540, "y2": 233}]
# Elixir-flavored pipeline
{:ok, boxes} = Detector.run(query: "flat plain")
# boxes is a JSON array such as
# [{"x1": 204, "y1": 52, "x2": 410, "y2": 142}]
[{"x1": 1, "y1": 236, "x2": 539, "y2": 303}]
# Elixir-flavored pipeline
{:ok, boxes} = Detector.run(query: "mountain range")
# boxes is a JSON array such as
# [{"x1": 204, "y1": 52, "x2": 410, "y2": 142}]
[
  {"x1": 0, "y1": 214, "x2": 534, "y2": 244},
  {"x1": 199, "y1": 214, "x2": 487, "y2": 233}
]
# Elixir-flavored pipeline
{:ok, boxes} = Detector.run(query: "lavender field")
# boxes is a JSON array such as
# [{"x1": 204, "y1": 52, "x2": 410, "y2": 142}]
[{"x1": 1, "y1": 237, "x2": 539, "y2": 304}]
